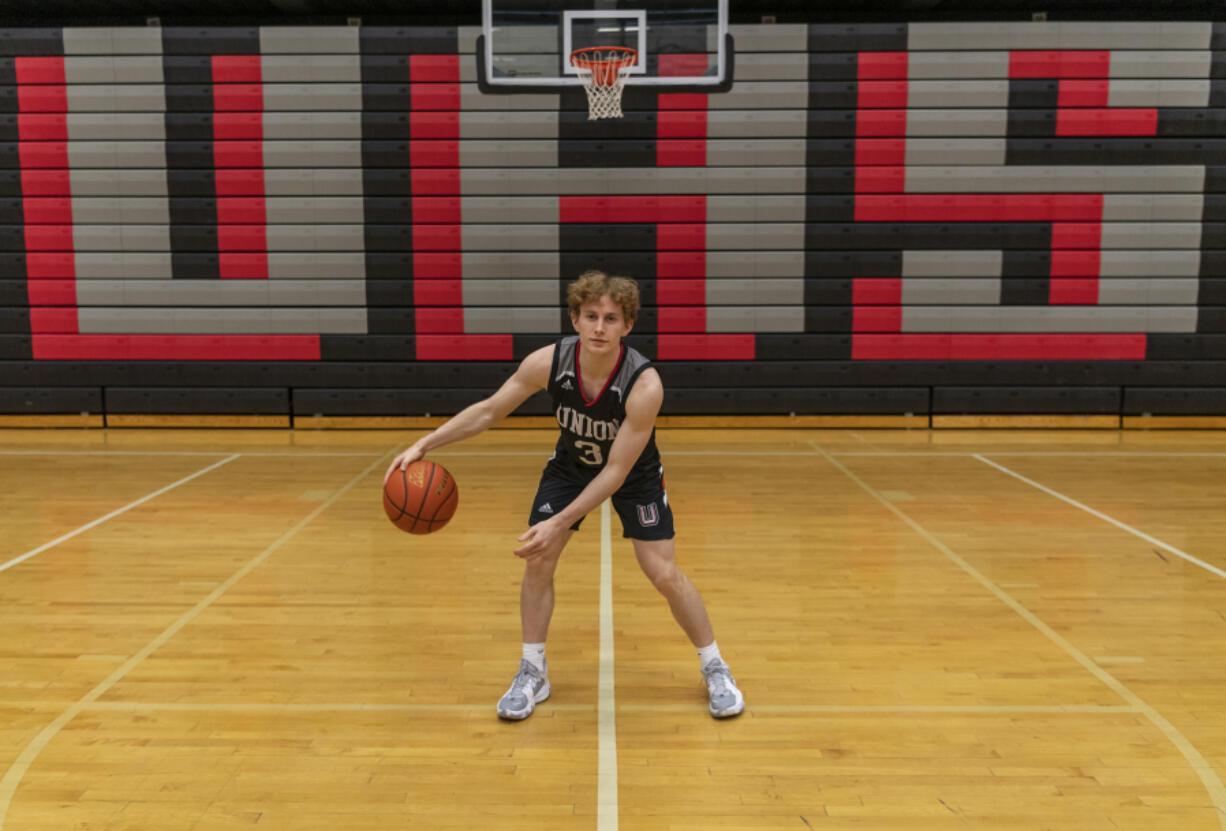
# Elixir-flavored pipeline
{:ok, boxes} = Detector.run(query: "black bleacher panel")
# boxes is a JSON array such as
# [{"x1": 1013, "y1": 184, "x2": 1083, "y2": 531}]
[
  {"x1": 661, "y1": 387, "x2": 929, "y2": 415},
  {"x1": 933, "y1": 387, "x2": 1122, "y2": 415},
  {"x1": 0, "y1": 336, "x2": 29, "y2": 359},
  {"x1": 293, "y1": 388, "x2": 549, "y2": 417},
  {"x1": 1124, "y1": 388, "x2": 1226, "y2": 415},
  {"x1": 105, "y1": 388, "x2": 290, "y2": 415},
  {"x1": 0, "y1": 387, "x2": 100, "y2": 414}
]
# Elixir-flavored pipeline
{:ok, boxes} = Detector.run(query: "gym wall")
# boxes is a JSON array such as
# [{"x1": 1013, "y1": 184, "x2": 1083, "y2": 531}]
[{"x1": 2, "y1": 21, "x2": 1225, "y2": 425}]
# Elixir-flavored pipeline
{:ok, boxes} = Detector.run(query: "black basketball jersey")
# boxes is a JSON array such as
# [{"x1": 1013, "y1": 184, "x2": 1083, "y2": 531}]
[{"x1": 546, "y1": 335, "x2": 662, "y2": 481}]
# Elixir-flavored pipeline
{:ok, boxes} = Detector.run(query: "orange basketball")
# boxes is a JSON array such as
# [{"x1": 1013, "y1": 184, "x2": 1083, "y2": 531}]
[{"x1": 383, "y1": 460, "x2": 459, "y2": 535}]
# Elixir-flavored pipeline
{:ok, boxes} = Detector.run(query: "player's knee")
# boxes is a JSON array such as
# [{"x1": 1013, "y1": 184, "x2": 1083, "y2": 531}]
[{"x1": 646, "y1": 560, "x2": 684, "y2": 596}]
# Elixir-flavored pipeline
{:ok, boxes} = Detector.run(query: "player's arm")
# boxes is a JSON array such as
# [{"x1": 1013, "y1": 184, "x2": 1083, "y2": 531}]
[
  {"x1": 384, "y1": 345, "x2": 553, "y2": 483},
  {"x1": 514, "y1": 368, "x2": 663, "y2": 559}
]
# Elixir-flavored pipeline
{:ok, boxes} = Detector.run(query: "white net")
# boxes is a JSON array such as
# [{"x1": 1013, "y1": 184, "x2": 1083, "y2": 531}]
[{"x1": 571, "y1": 48, "x2": 636, "y2": 120}]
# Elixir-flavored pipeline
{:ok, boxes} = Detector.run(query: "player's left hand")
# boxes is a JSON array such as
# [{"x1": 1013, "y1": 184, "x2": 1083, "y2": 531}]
[{"x1": 514, "y1": 518, "x2": 566, "y2": 559}]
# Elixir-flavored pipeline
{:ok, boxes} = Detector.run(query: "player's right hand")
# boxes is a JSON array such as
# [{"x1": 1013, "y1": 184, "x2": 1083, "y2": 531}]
[{"x1": 384, "y1": 445, "x2": 424, "y2": 486}]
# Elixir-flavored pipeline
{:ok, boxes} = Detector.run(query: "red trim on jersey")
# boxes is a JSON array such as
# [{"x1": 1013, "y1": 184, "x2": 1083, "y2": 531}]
[{"x1": 575, "y1": 342, "x2": 625, "y2": 407}]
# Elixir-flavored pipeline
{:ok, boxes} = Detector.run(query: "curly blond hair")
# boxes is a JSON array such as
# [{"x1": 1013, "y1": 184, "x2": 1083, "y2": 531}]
[{"x1": 566, "y1": 270, "x2": 640, "y2": 324}]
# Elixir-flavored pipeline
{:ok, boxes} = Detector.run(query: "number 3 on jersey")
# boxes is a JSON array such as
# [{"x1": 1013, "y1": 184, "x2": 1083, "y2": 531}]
[{"x1": 574, "y1": 440, "x2": 603, "y2": 465}]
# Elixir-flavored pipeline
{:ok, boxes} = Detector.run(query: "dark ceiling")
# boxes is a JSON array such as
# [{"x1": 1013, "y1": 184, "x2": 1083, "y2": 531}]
[{"x1": 1, "y1": 0, "x2": 1222, "y2": 26}]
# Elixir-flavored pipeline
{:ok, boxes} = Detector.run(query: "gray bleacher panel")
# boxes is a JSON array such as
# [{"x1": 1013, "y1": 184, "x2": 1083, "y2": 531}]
[
  {"x1": 906, "y1": 110, "x2": 1007, "y2": 137},
  {"x1": 262, "y1": 84, "x2": 363, "y2": 111},
  {"x1": 461, "y1": 225, "x2": 559, "y2": 251},
  {"x1": 62, "y1": 27, "x2": 164, "y2": 55},
  {"x1": 902, "y1": 307, "x2": 1199, "y2": 333},
  {"x1": 1102, "y1": 194, "x2": 1205, "y2": 221},
  {"x1": 1099, "y1": 250, "x2": 1203, "y2": 276},
  {"x1": 460, "y1": 112, "x2": 559, "y2": 140},
  {"x1": 906, "y1": 139, "x2": 1006, "y2": 166},
  {"x1": 70, "y1": 170, "x2": 168, "y2": 197},
  {"x1": 460, "y1": 86, "x2": 559, "y2": 111},
  {"x1": 265, "y1": 197, "x2": 365, "y2": 223},
  {"x1": 706, "y1": 279, "x2": 804, "y2": 305},
  {"x1": 66, "y1": 85, "x2": 167, "y2": 112},
  {"x1": 265, "y1": 170, "x2": 365, "y2": 196},
  {"x1": 907, "y1": 52, "x2": 1010, "y2": 79},
  {"x1": 706, "y1": 223, "x2": 805, "y2": 250},
  {"x1": 908, "y1": 81, "x2": 1009, "y2": 108},
  {"x1": 707, "y1": 196, "x2": 805, "y2": 223},
  {"x1": 463, "y1": 252, "x2": 559, "y2": 278},
  {"x1": 462, "y1": 196, "x2": 557, "y2": 224},
  {"x1": 904, "y1": 250, "x2": 1002, "y2": 278},
  {"x1": 710, "y1": 82, "x2": 809, "y2": 110},
  {"x1": 75, "y1": 253, "x2": 173, "y2": 279},
  {"x1": 67, "y1": 141, "x2": 168, "y2": 169},
  {"x1": 1110, "y1": 51, "x2": 1212, "y2": 78},
  {"x1": 707, "y1": 251, "x2": 805, "y2": 278},
  {"x1": 905, "y1": 165, "x2": 1207, "y2": 193},
  {"x1": 708, "y1": 111, "x2": 808, "y2": 139},
  {"x1": 1098, "y1": 278, "x2": 1200, "y2": 305},
  {"x1": 264, "y1": 112, "x2": 363, "y2": 139},
  {"x1": 260, "y1": 26, "x2": 360, "y2": 54},
  {"x1": 706, "y1": 139, "x2": 806, "y2": 167},
  {"x1": 269, "y1": 252, "x2": 365, "y2": 279},
  {"x1": 1099, "y1": 222, "x2": 1203, "y2": 249},
  {"x1": 463, "y1": 279, "x2": 558, "y2": 305},
  {"x1": 1109, "y1": 79, "x2": 1211, "y2": 107},
  {"x1": 262, "y1": 140, "x2": 363, "y2": 168},
  {"x1": 260, "y1": 55, "x2": 361, "y2": 83},
  {"x1": 64, "y1": 57, "x2": 164, "y2": 84},
  {"x1": 727, "y1": 24, "x2": 808, "y2": 53},
  {"x1": 70, "y1": 198, "x2": 170, "y2": 224},
  {"x1": 908, "y1": 21, "x2": 1212, "y2": 50},
  {"x1": 707, "y1": 306, "x2": 804, "y2": 333},
  {"x1": 72, "y1": 225, "x2": 170, "y2": 251},
  {"x1": 66, "y1": 113, "x2": 167, "y2": 141},
  {"x1": 902, "y1": 278, "x2": 1001, "y2": 305},
  {"x1": 460, "y1": 140, "x2": 558, "y2": 168},
  {"x1": 733, "y1": 53, "x2": 810, "y2": 82},
  {"x1": 464, "y1": 307, "x2": 560, "y2": 334},
  {"x1": 265, "y1": 225, "x2": 366, "y2": 251}
]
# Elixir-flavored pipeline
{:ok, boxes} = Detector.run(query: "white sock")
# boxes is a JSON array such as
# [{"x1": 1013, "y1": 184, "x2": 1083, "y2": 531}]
[
  {"x1": 523, "y1": 642, "x2": 546, "y2": 673},
  {"x1": 697, "y1": 641, "x2": 722, "y2": 669}
]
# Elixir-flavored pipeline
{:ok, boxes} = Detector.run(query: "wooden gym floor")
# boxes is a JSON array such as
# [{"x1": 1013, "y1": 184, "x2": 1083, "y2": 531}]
[{"x1": 2, "y1": 427, "x2": 1226, "y2": 830}]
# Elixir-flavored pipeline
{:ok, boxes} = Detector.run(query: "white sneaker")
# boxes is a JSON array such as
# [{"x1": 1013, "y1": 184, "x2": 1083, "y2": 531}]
[
  {"x1": 702, "y1": 659, "x2": 745, "y2": 718},
  {"x1": 497, "y1": 659, "x2": 550, "y2": 720}
]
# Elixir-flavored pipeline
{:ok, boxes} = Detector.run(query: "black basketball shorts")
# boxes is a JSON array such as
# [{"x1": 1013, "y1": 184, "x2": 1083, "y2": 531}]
[{"x1": 528, "y1": 463, "x2": 675, "y2": 541}]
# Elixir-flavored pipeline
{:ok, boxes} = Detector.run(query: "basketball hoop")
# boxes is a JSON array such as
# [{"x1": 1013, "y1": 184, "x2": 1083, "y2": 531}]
[{"x1": 570, "y1": 46, "x2": 638, "y2": 120}]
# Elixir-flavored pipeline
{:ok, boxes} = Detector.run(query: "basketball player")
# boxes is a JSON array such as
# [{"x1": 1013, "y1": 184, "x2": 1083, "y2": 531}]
[{"x1": 384, "y1": 270, "x2": 745, "y2": 720}]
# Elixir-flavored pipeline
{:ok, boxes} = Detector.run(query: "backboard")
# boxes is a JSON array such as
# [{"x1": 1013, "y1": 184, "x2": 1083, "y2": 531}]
[{"x1": 480, "y1": 0, "x2": 730, "y2": 89}]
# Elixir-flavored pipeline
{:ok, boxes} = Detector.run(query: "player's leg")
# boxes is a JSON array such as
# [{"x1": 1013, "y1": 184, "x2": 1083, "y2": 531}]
[
  {"x1": 630, "y1": 537, "x2": 713, "y2": 647},
  {"x1": 498, "y1": 470, "x2": 582, "y2": 721},
  {"x1": 630, "y1": 537, "x2": 744, "y2": 718},
  {"x1": 616, "y1": 486, "x2": 745, "y2": 718}
]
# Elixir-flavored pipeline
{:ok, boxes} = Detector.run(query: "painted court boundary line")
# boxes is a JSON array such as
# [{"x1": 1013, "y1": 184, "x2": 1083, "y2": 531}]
[
  {"x1": 0, "y1": 454, "x2": 241, "y2": 574},
  {"x1": 0, "y1": 449, "x2": 395, "y2": 831},
  {"x1": 598, "y1": 499, "x2": 619, "y2": 831},
  {"x1": 810, "y1": 441, "x2": 1226, "y2": 829},
  {"x1": 975, "y1": 454, "x2": 1226, "y2": 582}
]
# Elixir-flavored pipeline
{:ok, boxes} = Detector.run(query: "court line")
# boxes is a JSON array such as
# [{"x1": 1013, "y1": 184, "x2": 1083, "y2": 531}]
[
  {"x1": 621, "y1": 704, "x2": 1140, "y2": 715},
  {"x1": 5, "y1": 701, "x2": 1137, "y2": 715},
  {"x1": 811, "y1": 442, "x2": 1226, "y2": 830},
  {"x1": 0, "y1": 448, "x2": 395, "y2": 831},
  {"x1": 598, "y1": 499, "x2": 619, "y2": 831},
  {"x1": 0, "y1": 454, "x2": 241, "y2": 575},
  {"x1": 975, "y1": 454, "x2": 1226, "y2": 582}
]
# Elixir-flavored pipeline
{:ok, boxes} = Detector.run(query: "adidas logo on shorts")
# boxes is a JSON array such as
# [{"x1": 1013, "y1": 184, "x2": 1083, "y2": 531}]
[
  {"x1": 561, "y1": 379, "x2": 574, "y2": 390},
  {"x1": 538, "y1": 502, "x2": 554, "y2": 514}
]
